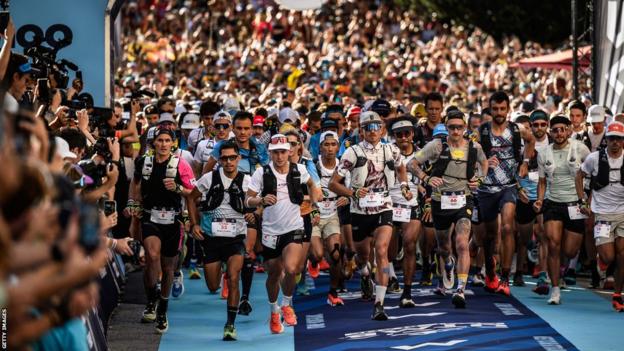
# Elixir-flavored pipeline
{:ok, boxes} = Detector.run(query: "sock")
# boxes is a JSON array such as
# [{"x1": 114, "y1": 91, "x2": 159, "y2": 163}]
[
  {"x1": 174, "y1": 271, "x2": 181, "y2": 278},
  {"x1": 281, "y1": 295, "x2": 292, "y2": 307},
  {"x1": 402, "y1": 283, "x2": 411, "y2": 297},
  {"x1": 388, "y1": 264, "x2": 396, "y2": 279},
  {"x1": 158, "y1": 297, "x2": 169, "y2": 314},
  {"x1": 226, "y1": 305, "x2": 237, "y2": 325},
  {"x1": 241, "y1": 258, "x2": 254, "y2": 300},
  {"x1": 552, "y1": 286, "x2": 561, "y2": 296},
  {"x1": 375, "y1": 285, "x2": 387, "y2": 305},
  {"x1": 147, "y1": 285, "x2": 158, "y2": 303},
  {"x1": 501, "y1": 268, "x2": 510, "y2": 281},
  {"x1": 457, "y1": 273, "x2": 468, "y2": 291},
  {"x1": 269, "y1": 301, "x2": 280, "y2": 313}
]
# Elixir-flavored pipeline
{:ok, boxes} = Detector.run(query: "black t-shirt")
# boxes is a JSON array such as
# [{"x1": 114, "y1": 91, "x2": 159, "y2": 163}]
[{"x1": 134, "y1": 155, "x2": 182, "y2": 211}]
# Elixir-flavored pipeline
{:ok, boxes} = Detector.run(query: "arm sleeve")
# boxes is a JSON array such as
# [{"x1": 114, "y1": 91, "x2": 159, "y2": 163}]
[
  {"x1": 178, "y1": 158, "x2": 196, "y2": 189},
  {"x1": 305, "y1": 160, "x2": 320, "y2": 186}
]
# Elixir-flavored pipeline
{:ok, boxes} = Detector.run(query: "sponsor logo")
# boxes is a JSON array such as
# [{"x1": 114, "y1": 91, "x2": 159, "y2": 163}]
[
  {"x1": 306, "y1": 313, "x2": 325, "y2": 330},
  {"x1": 534, "y1": 336, "x2": 565, "y2": 350},
  {"x1": 494, "y1": 303, "x2": 523, "y2": 316},
  {"x1": 342, "y1": 322, "x2": 508, "y2": 340},
  {"x1": 392, "y1": 339, "x2": 468, "y2": 350}
]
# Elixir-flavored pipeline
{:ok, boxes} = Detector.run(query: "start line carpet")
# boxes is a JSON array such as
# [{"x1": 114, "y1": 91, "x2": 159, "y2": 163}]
[{"x1": 158, "y1": 270, "x2": 622, "y2": 351}]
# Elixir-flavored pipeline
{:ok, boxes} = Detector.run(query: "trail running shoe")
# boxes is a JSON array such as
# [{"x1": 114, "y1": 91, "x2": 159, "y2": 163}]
[
  {"x1": 512, "y1": 272, "x2": 525, "y2": 287},
  {"x1": 141, "y1": 299, "x2": 158, "y2": 323},
  {"x1": 172, "y1": 271, "x2": 184, "y2": 298},
  {"x1": 238, "y1": 299, "x2": 252, "y2": 316},
  {"x1": 308, "y1": 261, "x2": 320, "y2": 279},
  {"x1": 563, "y1": 269, "x2": 577, "y2": 286},
  {"x1": 399, "y1": 296, "x2": 416, "y2": 308},
  {"x1": 270, "y1": 312, "x2": 284, "y2": 334},
  {"x1": 371, "y1": 302, "x2": 388, "y2": 321},
  {"x1": 484, "y1": 274, "x2": 500, "y2": 293},
  {"x1": 442, "y1": 256, "x2": 456, "y2": 290},
  {"x1": 388, "y1": 277, "x2": 402, "y2": 293},
  {"x1": 452, "y1": 289, "x2": 466, "y2": 309},
  {"x1": 343, "y1": 257, "x2": 357, "y2": 280},
  {"x1": 612, "y1": 294, "x2": 624, "y2": 312},
  {"x1": 533, "y1": 276, "x2": 550, "y2": 295},
  {"x1": 548, "y1": 287, "x2": 561, "y2": 305},
  {"x1": 319, "y1": 259, "x2": 330, "y2": 271},
  {"x1": 327, "y1": 293, "x2": 345, "y2": 306},
  {"x1": 471, "y1": 273, "x2": 485, "y2": 287},
  {"x1": 496, "y1": 279, "x2": 511, "y2": 297},
  {"x1": 155, "y1": 312, "x2": 168, "y2": 334},
  {"x1": 360, "y1": 275, "x2": 374, "y2": 301},
  {"x1": 188, "y1": 264, "x2": 201, "y2": 280},
  {"x1": 223, "y1": 324, "x2": 237, "y2": 341},
  {"x1": 281, "y1": 305, "x2": 297, "y2": 326}
]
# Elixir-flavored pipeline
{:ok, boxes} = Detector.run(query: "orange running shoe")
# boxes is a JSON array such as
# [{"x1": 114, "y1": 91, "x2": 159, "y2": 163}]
[
  {"x1": 327, "y1": 293, "x2": 345, "y2": 307},
  {"x1": 270, "y1": 312, "x2": 284, "y2": 334},
  {"x1": 612, "y1": 294, "x2": 624, "y2": 312},
  {"x1": 220, "y1": 273, "x2": 229, "y2": 300},
  {"x1": 496, "y1": 280, "x2": 511, "y2": 297},
  {"x1": 484, "y1": 274, "x2": 500, "y2": 293},
  {"x1": 319, "y1": 259, "x2": 330, "y2": 271},
  {"x1": 308, "y1": 261, "x2": 320, "y2": 279},
  {"x1": 281, "y1": 305, "x2": 297, "y2": 326}
]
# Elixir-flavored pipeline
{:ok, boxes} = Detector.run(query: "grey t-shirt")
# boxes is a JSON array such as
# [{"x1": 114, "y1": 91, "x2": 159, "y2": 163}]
[
  {"x1": 415, "y1": 139, "x2": 487, "y2": 201},
  {"x1": 537, "y1": 140, "x2": 590, "y2": 203}
]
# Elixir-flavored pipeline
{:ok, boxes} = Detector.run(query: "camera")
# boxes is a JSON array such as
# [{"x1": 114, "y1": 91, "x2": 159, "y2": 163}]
[
  {"x1": 78, "y1": 201, "x2": 100, "y2": 254},
  {"x1": 0, "y1": 1, "x2": 9, "y2": 34}
]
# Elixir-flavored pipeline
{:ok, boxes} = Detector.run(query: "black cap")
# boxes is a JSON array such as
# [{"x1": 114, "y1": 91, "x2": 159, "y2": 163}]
[
  {"x1": 549, "y1": 115, "x2": 571, "y2": 127},
  {"x1": 144, "y1": 104, "x2": 158, "y2": 115},
  {"x1": 321, "y1": 119, "x2": 338, "y2": 130},
  {"x1": 529, "y1": 109, "x2": 549, "y2": 123},
  {"x1": 325, "y1": 104, "x2": 344, "y2": 117},
  {"x1": 370, "y1": 99, "x2": 391, "y2": 117}
]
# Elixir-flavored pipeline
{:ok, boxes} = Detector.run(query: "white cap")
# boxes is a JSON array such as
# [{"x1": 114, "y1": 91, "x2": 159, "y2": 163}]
[
  {"x1": 174, "y1": 104, "x2": 187, "y2": 115},
  {"x1": 268, "y1": 134, "x2": 291, "y2": 151},
  {"x1": 267, "y1": 107, "x2": 279, "y2": 119},
  {"x1": 359, "y1": 111, "x2": 382, "y2": 126},
  {"x1": 55, "y1": 137, "x2": 77, "y2": 160},
  {"x1": 158, "y1": 112, "x2": 177, "y2": 125},
  {"x1": 279, "y1": 107, "x2": 299, "y2": 124},
  {"x1": 588, "y1": 105, "x2": 605, "y2": 123},
  {"x1": 214, "y1": 110, "x2": 232, "y2": 123},
  {"x1": 181, "y1": 113, "x2": 200, "y2": 130},
  {"x1": 320, "y1": 131, "x2": 339, "y2": 145}
]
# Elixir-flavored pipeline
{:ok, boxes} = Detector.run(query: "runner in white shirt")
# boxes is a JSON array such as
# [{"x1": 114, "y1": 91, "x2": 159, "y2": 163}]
[
  {"x1": 577, "y1": 122, "x2": 624, "y2": 312},
  {"x1": 246, "y1": 134, "x2": 320, "y2": 334},
  {"x1": 193, "y1": 110, "x2": 233, "y2": 176}
]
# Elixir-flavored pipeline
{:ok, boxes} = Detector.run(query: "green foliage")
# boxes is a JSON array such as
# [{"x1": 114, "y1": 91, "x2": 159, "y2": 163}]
[{"x1": 395, "y1": 0, "x2": 581, "y2": 45}]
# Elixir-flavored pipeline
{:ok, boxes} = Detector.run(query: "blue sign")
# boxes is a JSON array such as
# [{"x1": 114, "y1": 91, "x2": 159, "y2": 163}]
[{"x1": 12, "y1": 0, "x2": 110, "y2": 106}]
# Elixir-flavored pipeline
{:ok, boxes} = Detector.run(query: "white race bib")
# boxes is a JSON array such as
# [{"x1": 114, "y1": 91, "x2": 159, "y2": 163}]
[
  {"x1": 211, "y1": 218, "x2": 237, "y2": 237},
  {"x1": 150, "y1": 209, "x2": 176, "y2": 225},
  {"x1": 567, "y1": 205, "x2": 588, "y2": 220},
  {"x1": 359, "y1": 189, "x2": 387, "y2": 208},
  {"x1": 441, "y1": 192, "x2": 466, "y2": 210},
  {"x1": 594, "y1": 221, "x2": 611, "y2": 239},
  {"x1": 318, "y1": 198, "x2": 337, "y2": 216},
  {"x1": 392, "y1": 204, "x2": 411, "y2": 223},
  {"x1": 528, "y1": 171, "x2": 539, "y2": 183},
  {"x1": 262, "y1": 233, "x2": 278, "y2": 249}
]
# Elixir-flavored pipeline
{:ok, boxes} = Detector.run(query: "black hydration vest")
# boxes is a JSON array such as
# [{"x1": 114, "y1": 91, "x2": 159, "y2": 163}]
[
  {"x1": 430, "y1": 140, "x2": 477, "y2": 180},
  {"x1": 579, "y1": 130, "x2": 608, "y2": 152},
  {"x1": 261, "y1": 163, "x2": 304, "y2": 205},
  {"x1": 591, "y1": 149, "x2": 624, "y2": 190},
  {"x1": 200, "y1": 171, "x2": 246, "y2": 213},
  {"x1": 479, "y1": 121, "x2": 522, "y2": 163}
]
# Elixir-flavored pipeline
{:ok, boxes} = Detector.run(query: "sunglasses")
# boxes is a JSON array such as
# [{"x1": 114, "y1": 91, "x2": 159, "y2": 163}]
[
  {"x1": 446, "y1": 124, "x2": 465, "y2": 131},
  {"x1": 270, "y1": 136, "x2": 288, "y2": 145},
  {"x1": 532, "y1": 122, "x2": 548, "y2": 128},
  {"x1": 289, "y1": 141, "x2": 300, "y2": 147},
  {"x1": 394, "y1": 131, "x2": 412, "y2": 139},
  {"x1": 219, "y1": 155, "x2": 238, "y2": 162},
  {"x1": 551, "y1": 127, "x2": 568, "y2": 134},
  {"x1": 607, "y1": 136, "x2": 624, "y2": 141},
  {"x1": 214, "y1": 123, "x2": 230, "y2": 130},
  {"x1": 364, "y1": 123, "x2": 382, "y2": 132}
]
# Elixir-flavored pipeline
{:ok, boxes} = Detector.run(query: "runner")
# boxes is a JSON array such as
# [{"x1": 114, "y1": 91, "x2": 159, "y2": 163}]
[
  {"x1": 311, "y1": 131, "x2": 348, "y2": 306},
  {"x1": 128, "y1": 126, "x2": 196, "y2": 333},
  {"x1": 329, "y1": 111, "x2": 413, "y2": 320},
  {"x1": 533, "y1": 116, "x2": 590, "y2": 305},
  {"x1": 577, "y1": 122, "x2": 624, "y2": 311},
  {"x1": 476, "y1": 91, "x2": 535, "y2": 296},
  {"x1": 246, "y1": 134, "x2": 320, "y2": 334},
  {"x1": 410, "y1": 110, "x2": 487, "y2": 308},
  {"x1": 388, "y1": 116, "x2": 422, "y2": 307},
  {"x1": 186, "y1": 140, "x2": 251, "y2": 340}
]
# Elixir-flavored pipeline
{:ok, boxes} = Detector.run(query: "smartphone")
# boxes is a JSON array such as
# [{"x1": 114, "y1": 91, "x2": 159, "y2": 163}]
[
  {"x1": 104, "y1": 200, "x2": 116, "y2": 216},
  {"x1": 79, "y1": 202, "x2": 101, "y2": 254},
  {"x1": 37, "y1": 78, "x2": 50, "y2": 104}
]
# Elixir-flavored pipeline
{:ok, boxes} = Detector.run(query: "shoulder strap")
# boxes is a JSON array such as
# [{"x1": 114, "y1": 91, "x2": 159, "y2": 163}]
[
  {"x1": 261, "y1": 165, "x2": 276, "y2": 197},
  {"x1": 166, "y1": 155, "x2": 180, "y2": 178},
  {"x1": 431, "y1": 141, "x2": 451, "y2": 178},
  {"x1": 479, "y1": 122, "x2": 492, "y2": 157},
  {"x1": 510, "y1": 122, "x2": 522, "y2": 162},
  {"x1": 467, "y1": 140, "x2": 477, "y2": 180},
  {"x1": 142, "y1": 156, "x2": 154, "y2": 179}
]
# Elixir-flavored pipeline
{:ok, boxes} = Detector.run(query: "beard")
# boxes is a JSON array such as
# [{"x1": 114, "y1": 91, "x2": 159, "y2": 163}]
[{"x1": 494, "y1": 115, "x2": 507, "y2": 125}]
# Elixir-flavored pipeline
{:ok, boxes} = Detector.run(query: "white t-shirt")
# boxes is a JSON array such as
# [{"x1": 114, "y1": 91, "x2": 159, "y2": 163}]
[
  {"x1": 195, "y1": 168, "x2": 250, "y2": 237},
  {"x1": 390, "y1": 150, "x2": 419, "y2": 207},
  {"x1": 249, "y1": 163, "x2": 310, "y2": 236},
  {"x1": 581, "y1": 151, "x2": 624, "y2": 214},
  {"x1": 588, "y1": 130, "x2": 605, "y2": 152},
  {"x1": 194, "y1": 138, "x2": 217, "y2": 164},
  {"x1": 535, "y1": 136, "x2": 550, "y2": 149},
  {"x1": 316, "y1": 158, "x2": 340, "y2": 218}
]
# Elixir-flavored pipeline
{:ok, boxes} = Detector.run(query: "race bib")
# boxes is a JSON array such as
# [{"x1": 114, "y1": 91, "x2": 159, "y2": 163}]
[
  {"x1": 594, "y1": 221, "x2": 611, "y2": 239},
  {"x1": 150, "y1": 209, "x2": 176, "y2": 225},
  {"x1": 528, "y1": 171, "x2": 539, "y2": 183},
  {"x1": 359, "y1": 189, "x2": 387, "y2": 208},
  {"x1": 392, "y1": 204, "x2": 411, "y2": 223},
  {"x1": 212, "y1": 218, "x2": 237, "y2": 237},
  {"x1": 262, "y1": 233, "x2": 278, "y2": 249},
  {"x1": 441, "y1": 192, "x2": 466, "y2": 210},
  {"x1": 318, "y1": 198, "x2": 337, "y2": 216},
  {"x1": 567, "y1": 205, "x2": 588, "y2": 220}
]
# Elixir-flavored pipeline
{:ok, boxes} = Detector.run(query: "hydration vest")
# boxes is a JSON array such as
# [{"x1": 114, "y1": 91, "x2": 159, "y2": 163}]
[
  {"x1": 350, "y1": 143, "x2": 396, "y2": 189},
  {"x1": 142, "y1": 154, "x2": 180, "y2": 180},
  {"x1": 261, "y1": 163, "x2": 304, "y2": 205},
  {"x1": 430, "y1": 140, "x2": 477, "y2": 181},
  {"x1": 541, "y1": 139, "x2": 583, "y2": 179},
  {"x1": 579, "y1": 130, "x2": 607, "y2": 152},
  {"x1": 591, "y1": 149, "x2": 624, "y2": 190},
  {"x1": 200, "y1": 171, "x2": 246, "y2": 213},
  {"x1": 479, "y1": 121, "x2": 522, "y2": 163}
]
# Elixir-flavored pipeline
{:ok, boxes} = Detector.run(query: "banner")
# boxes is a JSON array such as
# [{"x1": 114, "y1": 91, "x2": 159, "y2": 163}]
[
  {"x1": 12, "y1": 0, "x2": 120, "y2": 106},
  {"x1": 595, "y1": 0, "x2": 624, "y2": 114}
]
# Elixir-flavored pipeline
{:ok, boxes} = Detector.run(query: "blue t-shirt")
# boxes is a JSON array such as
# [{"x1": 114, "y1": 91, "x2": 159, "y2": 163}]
[
  {"x1": 32, "y1": 318, "x2": 88, "y2": 351},
  {"x1": 211, "y1": 138, "x2": 269, "y2": 175}
]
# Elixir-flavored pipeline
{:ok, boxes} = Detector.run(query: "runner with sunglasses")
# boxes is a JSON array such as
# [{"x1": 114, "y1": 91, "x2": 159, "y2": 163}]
[
  {"x1": 533, "y1": 116, "x2": 590, "y2": 305},
  {"x1": 577, "y1": 122, "x2": 624, "y2": 311},
  {"x1": 193, "y1": 110, "x2": 233, "y2": 175},
  {"x1": 246, "y1": 134, "x2": 321, "y2": 334},
  {"x1": 186, "y1": 140, "x2": 250, "y2": 340},
  {"x1": 410, "y1": 111, "x2": 487, "y2": 307},
  {"x1": 330, "y1": 111, "x2": 413, "y2": 320},
  {"x1": 388, "y1": 116, "x2": 423, "y2": 308}
]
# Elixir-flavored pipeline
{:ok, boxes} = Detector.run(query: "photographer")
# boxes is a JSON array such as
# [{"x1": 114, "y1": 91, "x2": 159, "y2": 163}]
[
  {"x1": 78, "y1": 138, "x2": 120, "y2": 203},
  {"x1": 98, "y1": 99, "x2": 139, "y2": 141}
]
